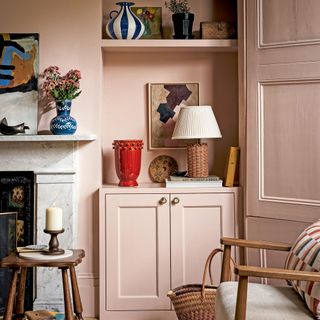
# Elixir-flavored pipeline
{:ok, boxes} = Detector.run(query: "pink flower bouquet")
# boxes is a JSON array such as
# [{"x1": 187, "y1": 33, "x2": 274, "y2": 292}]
[{"x1": 42, "y1": 66, "x2": 82, "y2": 102}]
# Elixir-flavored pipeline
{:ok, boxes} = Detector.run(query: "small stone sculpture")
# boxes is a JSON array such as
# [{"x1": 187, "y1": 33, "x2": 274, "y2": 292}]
[{"x1": 0, "y1": 117, "x2": 30, "y2": 135}]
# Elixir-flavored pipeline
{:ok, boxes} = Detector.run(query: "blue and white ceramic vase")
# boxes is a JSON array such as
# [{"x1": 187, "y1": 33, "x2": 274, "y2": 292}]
[
  {"x1": 106, "y1": 2, "x2": 145, "y2": 39},
  {"x1": 50, "y1": 100, "x2": 77, "y2": 135}
]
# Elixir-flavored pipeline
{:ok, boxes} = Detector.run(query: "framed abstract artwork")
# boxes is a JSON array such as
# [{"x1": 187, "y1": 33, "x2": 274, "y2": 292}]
[
  {"x1": 148, "y1": 82, "x2": 199, "y2": 149},
  {"x1": 131, "y1": 7, "x2": 162, "y2": 39},
  {"x1": 0, "y1": 33, "x2": 39, "y2": 134}
]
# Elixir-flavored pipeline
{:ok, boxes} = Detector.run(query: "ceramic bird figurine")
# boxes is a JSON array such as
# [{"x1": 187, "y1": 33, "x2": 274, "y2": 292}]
[{"x1": 0, "y1": 118, "x2": 30, "y2": 135}]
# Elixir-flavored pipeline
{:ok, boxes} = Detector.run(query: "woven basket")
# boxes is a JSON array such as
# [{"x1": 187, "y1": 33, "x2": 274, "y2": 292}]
[{"x1": 167, "y1": 248, "x2": 223, "y2": 320}]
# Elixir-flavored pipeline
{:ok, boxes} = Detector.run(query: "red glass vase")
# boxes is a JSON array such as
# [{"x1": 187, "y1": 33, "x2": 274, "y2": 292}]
[{"x1": 113, "y1": 140, "x2": 143, "y2": 187}]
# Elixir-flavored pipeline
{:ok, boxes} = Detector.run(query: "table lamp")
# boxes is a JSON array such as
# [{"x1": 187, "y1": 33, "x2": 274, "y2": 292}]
[{"x1": 172, "y1": 105, "x2": 222, "y2": 177}]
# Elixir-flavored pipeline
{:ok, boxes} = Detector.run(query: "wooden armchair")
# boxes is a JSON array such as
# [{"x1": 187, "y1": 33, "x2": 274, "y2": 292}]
[{"x1": 215, "y1": 237, "x2": 318, "y2": 320}]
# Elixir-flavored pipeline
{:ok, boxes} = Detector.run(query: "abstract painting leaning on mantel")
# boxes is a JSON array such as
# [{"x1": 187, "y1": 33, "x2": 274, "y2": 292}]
[{"x1": 0, "y1": 33, "x2": 39, "y2": 134}]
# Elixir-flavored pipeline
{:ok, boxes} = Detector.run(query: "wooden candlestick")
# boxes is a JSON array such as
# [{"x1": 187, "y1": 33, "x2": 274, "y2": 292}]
[{"x1": 43, "y1": 229, "x2": 65, "y2": 255}]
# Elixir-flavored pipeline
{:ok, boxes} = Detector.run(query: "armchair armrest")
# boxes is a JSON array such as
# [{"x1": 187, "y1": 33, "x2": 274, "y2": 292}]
[
  {"x1": 221, "y1": 237, "x2": 291, "y2": 251},
  {"x1": 233, "y1": 264, "x2": 320, "y2": 320},
  {"x1": 220, "y1": 237, "x2": 291, "y2": 283},
  {"x1": 235, "y1": 264, "x2": 320, "y2": 282}
]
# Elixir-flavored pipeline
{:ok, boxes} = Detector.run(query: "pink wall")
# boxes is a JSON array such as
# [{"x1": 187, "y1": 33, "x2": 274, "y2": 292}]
[
  {"x1": 0, "y1": 0, "x2": 101, "y2": 316},
  {"x1": 102, "y1": 52, "x2": 238, "y2": 183},
  {"x1": 0, "y1": 0, "x2": 239, "y2": 317}
]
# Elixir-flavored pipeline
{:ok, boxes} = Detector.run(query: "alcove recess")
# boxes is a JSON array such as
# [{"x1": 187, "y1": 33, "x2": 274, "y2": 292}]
[{"x1": 101, "y1": 0, "x2": 238, "y2": 185}]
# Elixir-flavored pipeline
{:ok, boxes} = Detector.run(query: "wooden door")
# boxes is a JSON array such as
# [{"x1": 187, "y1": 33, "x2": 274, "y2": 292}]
[
  {"x1": 244, "y1": 0, "x2": 320, "y2": 271},
  {"x1": 105, "y1": 193, "x2": 171, "y2": 310},
  {"x1": 170, "y1": 193, "x2": 235, "y2": 289},
  {"x1": 246, "y1": 0, "x2": 320, "y2": 223}
]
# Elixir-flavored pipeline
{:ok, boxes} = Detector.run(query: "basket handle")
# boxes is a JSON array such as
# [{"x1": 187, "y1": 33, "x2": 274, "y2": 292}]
[
  {"x1": 201, "y1": 248, "x2": 222, "y2": 298},
  {"x1": 208, "y1": 250, "x2": 235, "y2": 285},
  {"x1": 201, "y1": 248, "x2": 235, "y2": 298}
]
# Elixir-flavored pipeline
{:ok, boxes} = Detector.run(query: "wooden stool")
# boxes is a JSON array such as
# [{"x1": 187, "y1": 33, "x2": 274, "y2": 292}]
[
  {"x1": 25, "y1": 310, "x2": 55, "y2": 320},
  {"x1": 0, "y1": 249, "x2": 85, "y2": 320}
]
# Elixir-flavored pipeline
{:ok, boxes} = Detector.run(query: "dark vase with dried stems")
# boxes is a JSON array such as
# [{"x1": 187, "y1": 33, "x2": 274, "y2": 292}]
[
  {"x1": 172, "y1": 13, "x2": 194, "y2": 39},
  {"x1": 165, "y1": 0, "x2": 194, "y2": 39}
]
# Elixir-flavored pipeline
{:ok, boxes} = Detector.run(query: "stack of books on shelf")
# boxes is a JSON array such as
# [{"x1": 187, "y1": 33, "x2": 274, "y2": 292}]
[{"x1": 165, "y1": 175, "x2": 223, "y2": 188}]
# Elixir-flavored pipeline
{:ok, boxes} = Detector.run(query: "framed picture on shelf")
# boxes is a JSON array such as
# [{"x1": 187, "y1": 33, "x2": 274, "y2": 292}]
[
  {"x1": 148, "y1": 82, "x2": 199, "y2": 149},
  {"x1": 131, "y1": 7, "x2": 162, "y2": 39}
]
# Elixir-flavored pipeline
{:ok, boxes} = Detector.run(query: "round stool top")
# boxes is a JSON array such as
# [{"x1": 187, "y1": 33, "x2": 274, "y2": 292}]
[{"x1": 19, "y1": 249, "x2": 73, "y2": 260}]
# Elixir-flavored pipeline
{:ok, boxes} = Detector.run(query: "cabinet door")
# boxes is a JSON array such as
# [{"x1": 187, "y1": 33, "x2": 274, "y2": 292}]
[
  {"x1": 171, "y1": 193, "x2": 235, "y2": 288},
  {"x1": 105, "y1": 193, "x2": 171, "y2": 311}
]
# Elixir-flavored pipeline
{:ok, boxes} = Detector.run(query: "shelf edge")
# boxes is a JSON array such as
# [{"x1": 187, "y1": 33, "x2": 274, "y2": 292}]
[{"x1": 0, "y1": 134, "x2": 97, "y2": 142}]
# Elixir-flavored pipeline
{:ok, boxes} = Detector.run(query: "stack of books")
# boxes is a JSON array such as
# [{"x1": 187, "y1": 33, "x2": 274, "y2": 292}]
[
  {"x1": 165, "y1": 175, "x2": 223, "y2": 188},
  {"x1": 16, "y1": 244, "x2": 47, "y2": 254}
]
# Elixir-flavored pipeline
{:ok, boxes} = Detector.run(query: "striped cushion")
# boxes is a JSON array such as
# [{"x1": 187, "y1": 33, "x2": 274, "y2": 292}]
[{"x1": 285, "y1": 220, "x2": 320, "y2": 317}]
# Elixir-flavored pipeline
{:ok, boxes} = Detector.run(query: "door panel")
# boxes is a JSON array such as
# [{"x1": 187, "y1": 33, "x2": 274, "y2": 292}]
[
  {"x1": 171, "y1": 193, "x2": 235, "y2": 289},
  {"x1": 261, "y1": 81, "x2": 320, "y2": 204},
  {"x1": 105, "y1": 194, "x2": 171, "y2": 310},
  {"x1": 260, "y1": 0, "x2": 320, "y2": 46}
]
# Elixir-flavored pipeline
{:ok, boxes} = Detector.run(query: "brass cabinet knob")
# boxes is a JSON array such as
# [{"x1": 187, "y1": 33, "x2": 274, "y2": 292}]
[
  {"x1": 159, "y1": 197, "x2": 167, "y2": 205},
  {"x1": 172, "y1": 197, "x2": 180, "y2": 205}
]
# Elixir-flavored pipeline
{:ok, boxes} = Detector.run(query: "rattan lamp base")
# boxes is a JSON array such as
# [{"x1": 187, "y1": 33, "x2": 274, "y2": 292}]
[{"x1": 187, "y1": 143, "x2": 209, "y2": 177}]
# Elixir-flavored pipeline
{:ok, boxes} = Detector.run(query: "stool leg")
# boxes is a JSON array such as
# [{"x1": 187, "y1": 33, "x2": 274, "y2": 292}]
[
  {"x1": 70, "y1": 266, "x2": 84, "y2": 320},
  {"x1": 4, "y1": 268, "x2": 19, "y2": 320},
  {"x1": 61, "y1": 267, "x2": 74, "y2": 320},
  {"x1": 16, "y1": 267, "x2": 27, "y2": 316}
]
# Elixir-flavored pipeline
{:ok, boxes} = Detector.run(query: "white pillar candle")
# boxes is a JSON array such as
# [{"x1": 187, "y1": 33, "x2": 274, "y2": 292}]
[{"x1": 45, "y1": 207, "x2": 63, "y2": 231}]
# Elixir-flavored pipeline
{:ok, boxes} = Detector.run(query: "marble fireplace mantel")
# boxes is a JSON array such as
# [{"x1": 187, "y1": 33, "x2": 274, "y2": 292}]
[
  {"x1": 0, "y1": 134, "x2": 96, "y2": 142},
  {"x1": 0, "y1": 133, "x2": 96, "y2": 311}
]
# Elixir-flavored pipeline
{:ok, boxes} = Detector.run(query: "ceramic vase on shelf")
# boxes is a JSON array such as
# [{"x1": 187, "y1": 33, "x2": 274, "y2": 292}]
[
  {"x1": 113, "y1": 140, "x2": 143, "y2": 187},
  {"x1": 106, "y1": 2, "x2": 145, "y2": 39},
  {"x1": 50, "y1": 100, "x2": 77, "y2": 135}
]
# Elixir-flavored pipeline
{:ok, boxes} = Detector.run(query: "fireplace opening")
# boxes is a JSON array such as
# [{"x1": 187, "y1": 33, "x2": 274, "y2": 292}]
[{"x1": 0, "y1": 171, "x2": 35, "y2": 315}]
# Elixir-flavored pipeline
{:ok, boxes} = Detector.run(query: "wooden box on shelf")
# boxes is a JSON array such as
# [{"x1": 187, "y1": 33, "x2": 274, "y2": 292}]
[{"x1": 200, "y1": 21, "x2": 236, "y2": 39}]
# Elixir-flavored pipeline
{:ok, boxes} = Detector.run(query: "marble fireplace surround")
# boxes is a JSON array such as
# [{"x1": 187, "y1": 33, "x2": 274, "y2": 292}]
[{"x1": 0, "y1": 134, "x2": 95, "y2": 311}]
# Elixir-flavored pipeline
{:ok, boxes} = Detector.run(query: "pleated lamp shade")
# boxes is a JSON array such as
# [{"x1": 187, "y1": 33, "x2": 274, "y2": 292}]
[
  {"x1": 172, "y1": 105, "x2": 222, "y2": 178},
  {"x1": 172, "y1": 106, "x2": 222, "y2": 139}
]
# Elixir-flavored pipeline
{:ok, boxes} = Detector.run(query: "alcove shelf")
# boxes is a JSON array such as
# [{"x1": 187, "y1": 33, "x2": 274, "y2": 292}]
[
  {"x1": 101, "y1": 39, "x2": 238, "y2": 53},
  {"x1": 0, "y1": 134, "x2": 97, "y2": 142}
]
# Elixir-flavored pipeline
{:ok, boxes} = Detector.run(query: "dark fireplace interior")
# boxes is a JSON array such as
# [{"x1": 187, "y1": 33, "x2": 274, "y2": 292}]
[{"x1": 0, "y1": 171, "x2": 35, "y2": 315}]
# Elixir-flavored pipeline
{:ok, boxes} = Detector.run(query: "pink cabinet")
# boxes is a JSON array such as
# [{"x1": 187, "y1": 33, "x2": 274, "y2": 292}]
[
  {"x1": 171, "y1": 193, "x2": 236, "y2": 289},
  {"x1": 105, "y1": 193, "x2": 171, "y2": 311},
  {"x1": 99, "y1": 186, "x2": 239, "y2": 319}
]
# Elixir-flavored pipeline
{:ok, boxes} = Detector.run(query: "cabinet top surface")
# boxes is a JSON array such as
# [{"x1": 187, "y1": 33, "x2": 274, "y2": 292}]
[{"x1": 100, "y1": 183, "x2": 239, "y2": 194}]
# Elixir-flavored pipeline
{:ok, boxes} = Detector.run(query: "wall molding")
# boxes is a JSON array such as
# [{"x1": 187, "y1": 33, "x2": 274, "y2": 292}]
[
  {"x1": 257, "y1": 0, "x2": 320, "y2": 49},
  {"x1": 78, "y1": 272, "x2": 99, "y2": 280},
  {"x1": 258, "y1": 79, "x2": 320, "y2": 207}
]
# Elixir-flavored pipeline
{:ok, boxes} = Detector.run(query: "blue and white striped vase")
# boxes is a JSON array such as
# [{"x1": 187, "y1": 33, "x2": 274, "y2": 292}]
[
  {"x1": 106, "y1": 2, "x2": 145, "y2": 40},
  {"x1": 50, "y1": 100, "x2": 77, "y2": 135}
]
